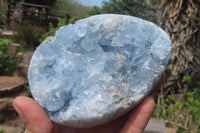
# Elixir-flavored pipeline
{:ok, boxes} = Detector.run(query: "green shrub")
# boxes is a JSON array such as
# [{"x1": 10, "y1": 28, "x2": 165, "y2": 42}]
[
  {"x1": 184, "y1": 76, "x2": 191, "y2": 84},
  {"x1": 0, "y1": 10, "x2": 6, "y2": 26},
  {"x1": 39, "y1": 22, "x2": 55, "y2": 43},
  {"x1": 153, "y1": 87, "x2": 200, "y2": 132},
  {"x1": 67, "y1": 16, "x2": 80, "y2": 24},
  {"x1": 175, "y1": 102, "x2": 183, "y2": 109},
  {"x1": 193, "y1": 88, "x2": 200, "y2": 101},
  {"x1": 0, "y1": 130, "x2": 6, "y2": 133},
  {"x1": 0, "y1": 38, "x2": 18, "y2": 76},
  {"x1": 166, "y1": 95, "x2": 175, "y2": 104},
  {"x1": 14, "y1": 21, "x2": 43, "y2": 49},
  {"x1": 0, "y1": 0, "x2": 7, "y2": 27},
  {"x1": 86, "y1": 6, "x2": 104, "y2": 16}
]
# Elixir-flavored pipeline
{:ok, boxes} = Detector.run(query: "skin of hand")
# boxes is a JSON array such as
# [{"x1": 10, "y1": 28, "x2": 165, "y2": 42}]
[{"x1": 13, "y1": 73, "x2": 166, "y2": 133}]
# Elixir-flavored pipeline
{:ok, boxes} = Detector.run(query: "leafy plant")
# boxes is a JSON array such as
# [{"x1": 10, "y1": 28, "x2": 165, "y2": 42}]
[
  {"x1": 24, "y1": 78, "x2": 30, "y2": 90},
  {"x1": 0, "y1": 130, "x2": 6, "y2": 133},
  {"x1": 52, "y1": 0, "x2": 89, "y2": 18},
  {"x1": 14, "y1": 21, "x2": 44, "y2": 49},
  {"x1": 0, "y1": 0, "x2": 7, "y2": 27},
  {"x1": 192, "y1": 88, "x2": 200, "y2": 100},
  {"x1": 0, "y1": 10, "x2": 6, "y2": 26},
  {"x1": 86, "y1": 6, "x2": 104, "y2": 16},
  {"x1": 67, "y1": 16, "x2": 80, "y2": 25},
  {"x1": 39, "y1": 22, "x2": 55, "y2": 43},
  {"x1": 175, "y1": 102, "x2": 183, "y2": 109},
  {"x1": 177, "y1": 126, "x2": 185, "y2": 133},
  {"x1": 166, "y1": 95, "x2": 175, "y2": 104},
  {"x1": 184, "y1": 76, "x2": 191, "y2": 84},
  {"x1": 153, "y1": 87, "x2": 200, "y2": 132},
  {"x1": 0, "y1": 38, "x2": 17, "y2": 76}
]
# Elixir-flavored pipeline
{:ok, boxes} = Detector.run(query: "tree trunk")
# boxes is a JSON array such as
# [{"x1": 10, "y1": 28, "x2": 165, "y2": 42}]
[{"x1": 157, "y1": 0, "x2": 200, "y2": 95}]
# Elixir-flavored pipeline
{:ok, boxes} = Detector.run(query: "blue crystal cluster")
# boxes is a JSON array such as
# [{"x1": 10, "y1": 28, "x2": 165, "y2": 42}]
[{"x1": 28, "y1": 14, "x2": 171, "y2": 127}]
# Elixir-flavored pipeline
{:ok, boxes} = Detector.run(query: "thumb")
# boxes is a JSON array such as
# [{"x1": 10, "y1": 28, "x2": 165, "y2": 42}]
[
  {"x1": 13, "y1": 96, "x2": 54, "y2": 133},
  {"x1": 119, "y1": 96, "x2": 155, "y2": 133}
]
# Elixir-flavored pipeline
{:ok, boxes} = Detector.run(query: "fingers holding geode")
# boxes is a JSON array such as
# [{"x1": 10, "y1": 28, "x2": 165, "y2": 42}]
[
  {"x1": 13, "y1": 96, "x2": 54, "y2": 133},
  {"x1": 119, "y1": 96, "x2": 155, "y2": 133}
]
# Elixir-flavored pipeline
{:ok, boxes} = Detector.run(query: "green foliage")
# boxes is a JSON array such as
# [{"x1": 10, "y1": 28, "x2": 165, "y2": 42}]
[
  {"x1": 86, "y1": 6, "x2": 104, "y2": 16},
  {"x1": 193, "y1": 88, "x2": 200, "y2": 100},
  {"x1": 177, "y1": 126, "x2": 185, "y2": 133},
  {"x1": 0, "y1": 130, "x2": 6, "y2": 133},
  {"x1": 0, "y1": 38, "x2": 18, "y2": 76},
  {"x1": 166, "y1": 107, "x2": 175, "y2": 120},
  {"x1": 102, "y1": 0, "x2": 156, "y2": 21},
  {"x1": 184, "y1": 76, "x2": 191, "y2": 84},
  {"x1": 186, "y1": 90, "x2": 200, "y2": 125},
  {"x1": 0, "y1": 0, "x2": 7, "y2": 27},
  {"x1": 166, "y1": 95, "x2": 175, "y2": 104},
  {"x1": 175, "y1": 102, "x2": 183, "y2": 109},
  {"x1": 14, "y1": 21, "x2": 42, "y2": 49},
  {"x1": 153, "y1": 87, "x2": 200, "y2": 132},
  {"x1": 39, "y1": 23, "x2": 55, "y2": 43},
  {"x1": 39, "y1": 16, "x2": 80, "y2": 43},
  {"x1": 52, "y1": 0, "x2": 89, "y2": 18},
  {"x1": 24, "y1": 78, "x2": 30, "y2": 90},
  {"x1": 0, "y1": 9, "x2": 6, "y2": 26},
  {"x1": 67, "y1": 16, "x2": 80, "y2": 24}
]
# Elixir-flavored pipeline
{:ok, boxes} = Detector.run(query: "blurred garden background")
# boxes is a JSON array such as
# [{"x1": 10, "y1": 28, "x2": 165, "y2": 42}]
[{"x1": 0, "y1": 0, "x2": 200, "y2": 132}]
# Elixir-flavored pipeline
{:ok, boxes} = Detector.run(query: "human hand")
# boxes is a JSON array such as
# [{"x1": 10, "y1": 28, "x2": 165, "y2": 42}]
[{"x1": 13, "y1": 74, "x2": 166, "y2": 133}]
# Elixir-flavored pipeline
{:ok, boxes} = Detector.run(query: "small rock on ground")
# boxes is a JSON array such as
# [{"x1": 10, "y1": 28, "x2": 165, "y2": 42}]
[
  {"x1": 0, "y1": 76, "x2": 24, "y2": 96},
  {"x1": 0, "y1": 125, "x2": 24, "y2": 133},
  {"x1": 144, "y1": 118, "x2": 166, "y2": 133}
]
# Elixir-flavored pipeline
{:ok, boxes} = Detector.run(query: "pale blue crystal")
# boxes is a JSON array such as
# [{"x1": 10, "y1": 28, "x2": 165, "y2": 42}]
[{"x1": 28, "y1": 14, "x2": 171, "y2": 127}]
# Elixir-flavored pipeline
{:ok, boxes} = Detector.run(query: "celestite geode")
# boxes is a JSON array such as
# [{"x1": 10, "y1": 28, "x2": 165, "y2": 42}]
[{"x1": 28, "y1": 14, "x2": 171, "y2": 127}]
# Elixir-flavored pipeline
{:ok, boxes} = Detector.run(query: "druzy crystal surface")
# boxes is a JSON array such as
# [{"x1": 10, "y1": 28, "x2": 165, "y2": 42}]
[{"x1": 28, "y1": 14, "x2": 171, "y2": 127}]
